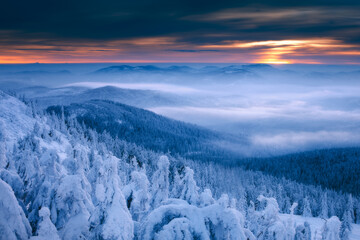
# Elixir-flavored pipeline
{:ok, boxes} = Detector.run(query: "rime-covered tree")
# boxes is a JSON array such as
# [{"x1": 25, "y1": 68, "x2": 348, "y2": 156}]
[
  {"x1": 294, "y1": 221, "x2": 311, "y2": 240},
  {"x1": 54, "y1": 174, "x2": 94, "y2": 239},
  {"x1": 31, "y1": 207, "x2": 60, "y2": 240},
  {"x1": 346, "y1": 195, "x2": 355, "y2": 223},
  {"x1": 322, "y1": 216, "x2": 341, "y2": 240},
  {"x1": 302, "y1": 197, "x2": 312, "y2": 217},
  {"x1": 140, "y1": 198, "x2": 254, "y2": 240},
  {"x1": 340, "y1": 208, "x2": 352, "y2": 240},
  {"x1": 89, "y1": 155, "x2": 134, "y2": 240},
  {"x1": 253, "y1": 195, "x2": 287, "y2": 240},
  {"x1": 0, "y1": 121, "x2": 7, "y2": 168},
  {"x1": 199, "y1": 188, "x2": 215, "y2": 207},
  {"x1": 123, "y1": 170, "x2": 150, "y2": 221},
  {"x1": 0, "y1": 179, "x2": 31, "y2": 240},
  {"x1": 285, "y1": 202, "x2": 298, "y2": 240},
  {"x1": 179, "y1": 167, "x2": 199, "y2": 205},
  {"x1": 321, "y1": 193, "x2": 329, "y2": 219},
  {"x1": 150, "y1": 155, "x2": 170, "y2": 208}
]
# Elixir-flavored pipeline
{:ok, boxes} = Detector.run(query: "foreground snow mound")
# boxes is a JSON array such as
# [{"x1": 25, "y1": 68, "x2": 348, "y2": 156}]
[{"x1": 140, "y1": 198, "x2": 253, "y2": 240}]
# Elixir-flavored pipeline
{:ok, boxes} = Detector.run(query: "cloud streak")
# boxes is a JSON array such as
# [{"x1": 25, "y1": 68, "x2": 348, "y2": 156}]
[
  {"x1": 251, "y1": 131, "x2": 360, "y2": 153},
  {"x1": 1, "y1": 2, "x2": 360, "y2": 63}
]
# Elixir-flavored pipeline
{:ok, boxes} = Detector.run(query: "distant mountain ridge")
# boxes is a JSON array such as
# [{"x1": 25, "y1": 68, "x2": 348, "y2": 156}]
[
  {"x1": 93, "y1": 65, "x2": 193, "y2": 74},
  {"x1": 15, "y1": 85, "x2": 190, "y2": 108},
  {"x1": 93, "y1": 64, "x2": 274, "y2": 75}
]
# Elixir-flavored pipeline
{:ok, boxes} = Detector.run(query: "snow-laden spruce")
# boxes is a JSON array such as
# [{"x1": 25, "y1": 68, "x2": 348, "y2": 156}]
[
  {"x1": 322, "y1": 216, "x2": 341, "y2": 240},
  {"x1": 123, "y1": 170, "x2": 150, "y2": 221},
  {"x1": 0, "y1": 179, "x2": 32, "y2": 240},
  {"x1": 31, "y1": 207, "x2": 60, "y2": 240},
  {"x1": 88, "y1": 154, "x2": 133, "y2": 240}
]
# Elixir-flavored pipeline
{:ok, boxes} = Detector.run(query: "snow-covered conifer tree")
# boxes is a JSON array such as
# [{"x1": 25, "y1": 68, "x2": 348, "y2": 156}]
[
  {"x1": 179, "y1": 167, "x2": 199, "y2": 205},
  {"x1": 150, "y1": 155, "x2": 170, "y2": 208},
  {"x1": 140, "y1": 198, "x2": 253, "y2": 240},
  {"x1": 0, "y1": 179, "x2": 31, "y2": 240},
  {"x1": 346, "y1": 195, "x2": 355, "y2": 223},
  {"x1": 0, "y1": 121, "x2": 7, "y2": 168},
  {"x1": 123, "y1": 170, "x2": 150, "y2": 221},
  {"x1": 218, "y1": 193, "x2": 230, "y2": 208},
  {"x1": 302, "y1": 197, "x2": 312, "y2": 217},
  {"x1": 31, "y1": 207, "x2": 60, "y2": 240},
  {"x1": 321, "y1": 193, "x2": 329, "y2": 219},
  {"x1": 254, "y1": 195, "x2": 287, "y2": 240},
  {"x1": 340, "y1": 209, "x2": 352, "y2": 240},
  {"x1": 89, "y1": 155, "x2": 134, "y2": 240},
  {"x1": 304, "y1": 222, "x2": 312, "y2": 240},
  {"x1": 199, "y1": 188, "x2": 215, "y2": 207},
  {"x1": 295, "y1": 221, "x2": 311, "y2": 240},
  {"x1": 322, "y1": 216, "x2": 341, "y2": 240},
  {"x1": 54, "y1": 174, "x2": 94, "y2": 239},
  {"x1": 170, "y1": 168, "x2": 182, "y2": 198},
  {"x1": 285, "y1": 202, "x2": 298, "y2": 240}
]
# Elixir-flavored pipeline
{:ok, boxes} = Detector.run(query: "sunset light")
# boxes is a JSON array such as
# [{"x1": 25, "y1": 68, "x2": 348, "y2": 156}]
[{"x1": 0, "y1": 1, "x2": 359, "y2": 64}]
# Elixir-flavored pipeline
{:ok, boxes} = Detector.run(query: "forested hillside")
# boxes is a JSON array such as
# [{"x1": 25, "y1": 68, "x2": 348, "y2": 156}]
[
  {"x1": 47, "y1": 100, "x2": 246, "y2": 162},
  {"x1": 12, "y1": 85, "x2": 188, "y2": 108},
  {"x1": 47, "y1": 100, "x2": 360, "y2": 198},
  {"x1": 240, "y1": 148, "x2": 360, "y2": 195}
]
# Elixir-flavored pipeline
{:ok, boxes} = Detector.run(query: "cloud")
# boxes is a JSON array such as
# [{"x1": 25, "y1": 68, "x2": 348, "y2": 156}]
[
  {"x1": 1, "y1": 1, "x2": 360, "y2": 63},
  {"x1": 199, "y1": 38, "x2": 360, "y2": 64},
  {"x1": 168, "y1": 49, "x2": 222, "y2": 52},
  {"x1": 251, "y1": 131, "x2": 360, "y2": 152},
  {"x1": 187, "y1": 7, "x2": 360, "y2": 25},
  {"x1": 150, "y1": 104, "x2": 360, "y2": 122}
]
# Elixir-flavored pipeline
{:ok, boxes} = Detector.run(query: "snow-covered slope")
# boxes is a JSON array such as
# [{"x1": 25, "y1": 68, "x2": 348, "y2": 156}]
[
  {"x1": 0, "y1": 91, "x2": 35, "y2": 147},
  {"x1": 0, "y1": 91, "x2": 359, "y2": 239},
  {"x1": 0, "y1": 92, "x2": 253, "y2": 239}
]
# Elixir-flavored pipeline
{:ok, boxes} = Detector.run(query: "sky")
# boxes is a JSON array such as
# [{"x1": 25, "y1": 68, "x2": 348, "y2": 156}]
[{"x1": 1, "y1": 0, "x2": 360, "y2": 64}]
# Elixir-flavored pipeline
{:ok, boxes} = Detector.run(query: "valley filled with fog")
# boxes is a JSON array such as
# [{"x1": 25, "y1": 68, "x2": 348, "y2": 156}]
[{"x1": 2, "y1": 63, "x2": 360, "y2": 156}]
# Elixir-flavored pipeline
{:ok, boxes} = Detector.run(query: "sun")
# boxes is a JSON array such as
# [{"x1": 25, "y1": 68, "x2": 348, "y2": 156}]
[{"x1": 257, "y1": 59, "x2": 291, "y2": 64}]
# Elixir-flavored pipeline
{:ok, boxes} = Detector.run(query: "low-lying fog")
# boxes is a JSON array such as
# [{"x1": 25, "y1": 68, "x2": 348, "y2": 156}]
[{"x1": 1, "y1": 63, "x2": 360, "y2": 156}]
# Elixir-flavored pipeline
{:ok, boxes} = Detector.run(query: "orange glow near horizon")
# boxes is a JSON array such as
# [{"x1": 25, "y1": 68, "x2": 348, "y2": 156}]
[
  {"x1": 1, "y1": 37, "x2": 360, "y2": 64},
  {"x1": 200, "y1": 38, "x2": 360, "y2": 64}
]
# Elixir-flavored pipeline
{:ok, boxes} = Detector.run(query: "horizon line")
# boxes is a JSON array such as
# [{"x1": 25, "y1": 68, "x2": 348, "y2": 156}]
[{"x1": 1, "y1": 62, "x2": 360, "y2": 65}]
